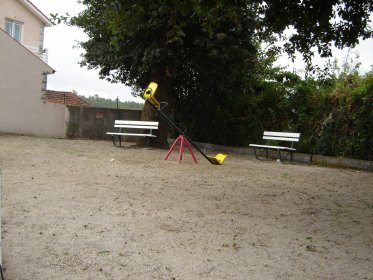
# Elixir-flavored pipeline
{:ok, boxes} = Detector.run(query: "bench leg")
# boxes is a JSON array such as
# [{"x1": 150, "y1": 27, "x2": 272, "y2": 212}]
[
  {"x1": 278, "y1": 149, "x2": 282, "y2": 162},
  {"x1": 112, "y1": 135, "x2": 120, "y2": 147},
  {"x1": 113, "y1": 135, "x2": 122, "y2": 147},
  {"x1": 253, "y1": 148, "x2": 259, "y2": 160},
  {"x1": 144, "y1": 137, "x2": 151, "y2": 147},
  {"x1": 290, "y1": 152, "x2": 293, "y2": 163},
  {"x1": 265, "y1": 149, "x2": 268, "y2": 159}
]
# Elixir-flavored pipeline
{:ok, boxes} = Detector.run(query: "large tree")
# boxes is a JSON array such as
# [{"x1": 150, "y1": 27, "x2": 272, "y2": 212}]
[
  {"x1": 60, "y1": 0, "x2": 372, "y2": 147},
  {"x1": 63, "y1": 0, "x2": 260, "y2": 147}
]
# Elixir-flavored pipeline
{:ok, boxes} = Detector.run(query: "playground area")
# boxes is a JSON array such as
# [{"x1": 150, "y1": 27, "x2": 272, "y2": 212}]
[{"x1": 0, "y1": 134, "x2": 372, "y2": 279}]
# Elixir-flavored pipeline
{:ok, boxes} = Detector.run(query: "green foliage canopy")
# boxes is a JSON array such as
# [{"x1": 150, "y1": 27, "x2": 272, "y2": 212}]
[
  {"x1": 69, "y1": 0, "x2": 258, "y2": 98},
  {"x1": 256, "y1": 0, "x2": 373, "y2": 60},
  {"x1": 79, "y1": 94, "x2": 144, "y2": 110},
  {"x1": 63, "y1": 0, "x2": 373, "y2": 89}
]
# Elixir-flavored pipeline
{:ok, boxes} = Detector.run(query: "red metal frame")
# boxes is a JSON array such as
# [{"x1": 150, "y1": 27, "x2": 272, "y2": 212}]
[{"x1": 164, "y1": 135, "x2": 198, "y2": 163}]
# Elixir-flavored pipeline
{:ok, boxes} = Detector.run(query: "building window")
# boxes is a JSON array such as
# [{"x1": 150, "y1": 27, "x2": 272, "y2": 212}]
[{"x1": 5, "y1": 19, "x2": 23, "y2": 42}]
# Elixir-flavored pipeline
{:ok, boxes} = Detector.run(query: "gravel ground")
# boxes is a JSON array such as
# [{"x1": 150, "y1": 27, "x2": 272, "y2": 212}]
[{"x1": 0, "y1": 134, "x2": 372, "y2": 280}]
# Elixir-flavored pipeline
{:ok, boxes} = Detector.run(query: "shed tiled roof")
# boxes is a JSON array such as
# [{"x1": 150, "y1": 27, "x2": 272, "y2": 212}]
[{"x1": 44, "y1": 90, "x2": 91, "y2": 107}]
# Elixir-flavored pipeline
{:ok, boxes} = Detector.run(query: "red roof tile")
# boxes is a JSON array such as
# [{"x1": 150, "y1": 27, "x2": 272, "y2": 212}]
[{"x1": 44, "y1": 90, "x2": 91, "y2": 107}]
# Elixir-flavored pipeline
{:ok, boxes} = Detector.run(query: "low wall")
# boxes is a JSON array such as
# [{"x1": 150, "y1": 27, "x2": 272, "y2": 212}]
[
  {"x1": 190, "y1": 141, "x2": 373, "y2": 171},
  {"x1": 65, "y1": 106, "x2": 142, "y2": 140},
  {"x1": 64, "y1": 108, "x2": 373, "y2": 171}
]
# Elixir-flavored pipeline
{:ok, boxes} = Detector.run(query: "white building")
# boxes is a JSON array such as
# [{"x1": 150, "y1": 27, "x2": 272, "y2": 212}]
[
  {"x1": 0, "y1": 0, "x2": 66, "y2": 138},
  {"x1": 0, "y1": 0, "x2": 53, "y2": 62}
]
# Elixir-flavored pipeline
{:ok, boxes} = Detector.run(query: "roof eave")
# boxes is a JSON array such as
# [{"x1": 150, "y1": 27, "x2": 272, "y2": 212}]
[{"x1": 19, "y1": 0, "x2": 54, "y2": 27}]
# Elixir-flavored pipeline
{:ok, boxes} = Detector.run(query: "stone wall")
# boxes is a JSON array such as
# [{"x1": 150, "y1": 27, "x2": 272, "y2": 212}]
[{"x1": 65, "y1": 106, "x2": 142, "y2": 140}]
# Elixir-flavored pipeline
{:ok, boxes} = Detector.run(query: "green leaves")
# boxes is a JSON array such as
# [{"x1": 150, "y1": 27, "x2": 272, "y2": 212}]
[
  {"x1": 258, "y1": 0, "x2": 372, "y2": 61},
  {"x1": 49, "y1": 12, "x2": 70, "y2": 25},
  {"x1": 165, "y1": 25, "x2": 185, "y2": 45}
]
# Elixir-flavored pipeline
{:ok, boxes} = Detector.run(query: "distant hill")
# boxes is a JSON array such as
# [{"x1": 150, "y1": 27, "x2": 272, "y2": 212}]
[{"x1": 79, "y1": 95, "x2": 144, "y2": 110}]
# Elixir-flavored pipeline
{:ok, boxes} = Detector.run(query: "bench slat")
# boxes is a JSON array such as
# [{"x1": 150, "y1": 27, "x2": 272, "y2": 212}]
[
  {"x1": 264, "y1": 131, "x2": 300, "y2": 138},
  {"x1": 263, "y1": 136, "x2": 300, "y2": 142},
  {"x1": 249, "y1": 144, "x2": 296, "y2": 151},
  {"x1": 115, "y1": 120, "x2": 158, "y2": 126},
  {"x1": 106, "y1": 132, "x2": 156, "y2": 137},
  {"x1": 114, "y1": 125, "x2": 158, "y2": 130}
]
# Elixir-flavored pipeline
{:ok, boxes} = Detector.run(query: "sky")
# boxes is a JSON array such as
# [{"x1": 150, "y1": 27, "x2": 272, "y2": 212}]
[
  {"x1": 30, "y1": 0, "x2": 141, "y2": 102},
  {"x1": 31, "y1": 0, "x2": 372, "y2": 102}
]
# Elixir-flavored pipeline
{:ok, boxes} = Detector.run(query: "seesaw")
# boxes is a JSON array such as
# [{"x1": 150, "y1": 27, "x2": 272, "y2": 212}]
[{"x1": 143, "y1": 82, "x2": 227, "y2": 165}]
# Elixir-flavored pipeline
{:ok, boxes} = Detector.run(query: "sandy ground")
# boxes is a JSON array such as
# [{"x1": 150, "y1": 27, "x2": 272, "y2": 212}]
[{"x1": 0, "y1": 134, "x2": 372, "y2": 280}]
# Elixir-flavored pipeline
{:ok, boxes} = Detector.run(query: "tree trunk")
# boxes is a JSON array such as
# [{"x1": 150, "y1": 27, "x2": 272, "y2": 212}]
[
  {"x1": 138, "y1": 101, "x2": 169, "y2": 148},
  {"x1": 137, "y1": 77, "x2": 172, "y2": 149}
]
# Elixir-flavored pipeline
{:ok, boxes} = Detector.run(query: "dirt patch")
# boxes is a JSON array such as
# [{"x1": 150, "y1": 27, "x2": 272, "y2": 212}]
[{"x1": 0, "y1": 134, "x2": 372, "y2": 280}]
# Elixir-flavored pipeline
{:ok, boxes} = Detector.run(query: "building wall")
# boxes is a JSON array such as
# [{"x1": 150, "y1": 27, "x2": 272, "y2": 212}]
[
  {"x1": 0, "y1": 0, "x2": 44, "y2": 50},
  {"x1": 0, "y1": 29, "x2": 66, "y2": 138}
]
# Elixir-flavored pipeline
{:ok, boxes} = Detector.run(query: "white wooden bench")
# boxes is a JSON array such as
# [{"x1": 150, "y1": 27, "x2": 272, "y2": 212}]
[
  {"x1": 106, "y1": 120, "x2": 158, "y2": 146},
  {"x1": 249, "y1": 131, "x2": 300, "y2": 162}
]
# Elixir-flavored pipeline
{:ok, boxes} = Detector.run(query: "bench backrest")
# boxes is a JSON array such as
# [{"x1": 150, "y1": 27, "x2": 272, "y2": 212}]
[
  {"x1": 263, "y1": 131, "x2": 300, "y2": 142},
  {"x1": 114, "y1": 120, "x2": 159, "y2": 130}
]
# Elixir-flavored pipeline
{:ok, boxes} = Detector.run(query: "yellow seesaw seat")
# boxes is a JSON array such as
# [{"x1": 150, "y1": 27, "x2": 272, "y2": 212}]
[
  {"x1": 143, "y1": 82, "x2": 160, "y2": 108},
  {"x1": 209, "y1": 153, "x2": 227, "y2": 165}
]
